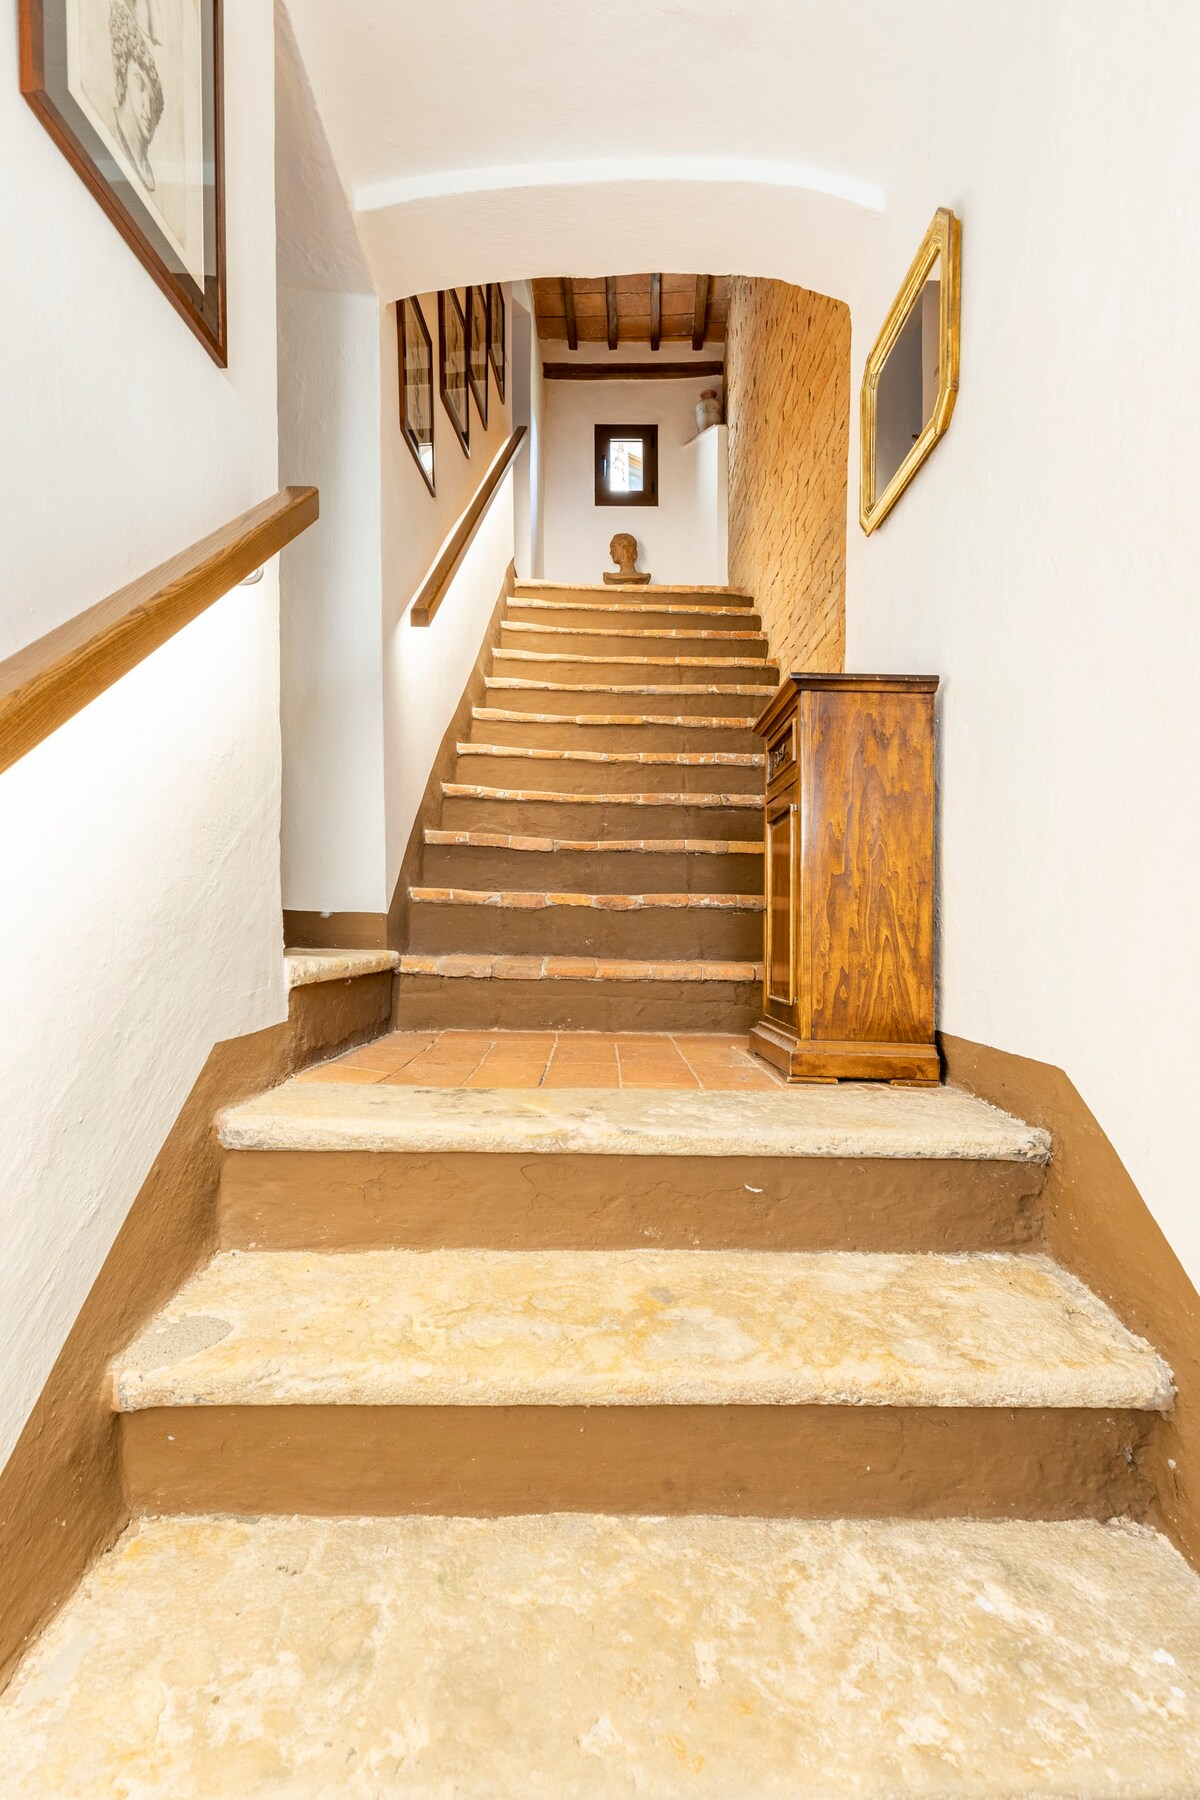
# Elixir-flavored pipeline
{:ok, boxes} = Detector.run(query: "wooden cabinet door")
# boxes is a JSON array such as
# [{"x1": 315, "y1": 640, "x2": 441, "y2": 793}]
[{"x1": 764, "y1": 796, "x2": 797, "y2": 1022}]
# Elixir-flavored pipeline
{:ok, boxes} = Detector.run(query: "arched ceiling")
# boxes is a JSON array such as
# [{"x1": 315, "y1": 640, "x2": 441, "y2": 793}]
[{"x1": 277, "y1": 0, "x2": 993, "y2": 303}]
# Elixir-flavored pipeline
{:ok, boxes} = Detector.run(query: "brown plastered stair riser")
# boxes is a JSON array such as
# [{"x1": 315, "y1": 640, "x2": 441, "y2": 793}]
[
  {"x1": 498, "y1": 624, "x2": 773, "y2": 660},
  {"x1": 468, "y1": 710, "x2": 762, "y2": 755},
  {"x1": 483, "y1": 678, "x2": 769, "y2": 718},
  {"x1": 390, "y1": 971, "x2": 760, "y2": 1032},
  {"x1": 437, "y1": 789, "x2": 761, "y2": 840},
  {"x1": 451, "y1": 746, "x2": 763, "y2": 797},
  {"x1": 405, "y1": 893, "x2": 763, "y2": 960},
  {"x1": 419, "y1": 838, "x2": 765, "y2": 896}
]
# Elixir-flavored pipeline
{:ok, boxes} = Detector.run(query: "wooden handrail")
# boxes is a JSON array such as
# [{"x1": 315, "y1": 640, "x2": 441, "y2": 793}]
[
  {"x1": 0, "y1": 486, "x2": 319, "y2": 777},
  {"x1": 411, "y1": 427, "x2": 527, "y2": 626}
]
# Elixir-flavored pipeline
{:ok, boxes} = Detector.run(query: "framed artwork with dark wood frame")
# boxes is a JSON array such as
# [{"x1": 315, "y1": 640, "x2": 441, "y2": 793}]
[
  {"x1": 19, "y1": 0, "x2": 227, "y2": 366},
  {"x1": 467, "y1": 285, "x2": 490, "y2": 429},
  {"x1": 488, "y1": 282, "x2": 506, "y2": 401},
  {"x1": 398, "y1": 296, "x2": 435, "y2": 495},
  {"x1": 594, "y1": 424, "x2": 659, "y2": 506},
  {"x1": 438, "y1": 288, "x2": 470, "y2": 457}
]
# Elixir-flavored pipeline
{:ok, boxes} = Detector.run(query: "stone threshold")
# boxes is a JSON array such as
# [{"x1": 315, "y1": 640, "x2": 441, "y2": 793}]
[
  {"x1": 456, "y1": 742, "x2": 763, "y2": 767},
  {"x1": 441, "y1": 784, "x2": 762, "y2": 808},
  {"x1": 408, "y1": 888, "x2": 765, "y2": 911},
  {"x1": 397, "y1": 954, "x2": 761, "y2": 982},
  {"x1": 423, "y1": 830, "x2": 764, "y2": 854},
  {"x1": 218, "y1": 1078, "x2": 1051, "y2": 1161},
  {"x1": 110, "y1": 1248, "x2": 1172, "y2": 1413},
  {"x1": 284, "y1": 949, "x2": 399, "y2": 989}
]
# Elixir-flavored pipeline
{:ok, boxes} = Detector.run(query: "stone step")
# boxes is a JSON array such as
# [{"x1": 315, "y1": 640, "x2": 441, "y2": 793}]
[
  {"x1": 491, "y1": 649, "x2": 779, "y2": 688},
  {"x1": 406, "y1": 887, "x2": 764, "y2": 958},
  {"x1": 438, "y1": 783, "x2": 761, "y2": 839},
  {"x1": 499, "y1": 620, "x2": 773, "y2": 659},
  {"x1": 8, "y1": 1514, "x2": 1200, "y2": 1797},
  {"x1": 484, "y1": 677, "x2": 770, "y2": 717},
  {"x1": 515, "y1": 578, "x2": 757, "y2": 606},
  {"x1": 452, "y1": 743, "x2": 763, "y2": 796},
  {"x1": 112, "y1": 1246, "x2": 1169, "y2": 1515},
  {"x1": 420, "y1": 831, "x2": 764, "y2": 893},
  {"x1": 507, "y1": 597, "x2": 765, "y2": 632},
  {"x1": 217, "y1": 1080, "x2": 1051, "y2": 1255},
  {"x1": 469, "y1": 707, "x2": 762, "y2": 754}
]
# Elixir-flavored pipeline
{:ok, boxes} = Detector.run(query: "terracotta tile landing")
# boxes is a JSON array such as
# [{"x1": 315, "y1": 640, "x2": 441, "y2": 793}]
[{"x1": 297, "y1": 1031, "x2": 785, "y2": 1092}]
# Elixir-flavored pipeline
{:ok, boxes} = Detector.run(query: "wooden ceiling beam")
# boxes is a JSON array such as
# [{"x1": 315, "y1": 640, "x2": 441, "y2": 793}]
[
  {"x1": 605, "y1": 276, "x2": 619, "y2": 350},
  {"x1": 649, "y1": 274, "x2": 662, "y2": 352},
  {"x1": 692, "y1": 274, "x2": 711, "y2": 351},
  {"x1": 562, "y1": 277, "x2": 578, "y2": 351}
]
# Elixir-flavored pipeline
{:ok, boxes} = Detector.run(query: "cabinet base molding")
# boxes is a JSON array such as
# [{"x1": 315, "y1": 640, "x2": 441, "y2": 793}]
[{"x1": 750, "y1": 1019, "x2": 942, "y2": 1085}]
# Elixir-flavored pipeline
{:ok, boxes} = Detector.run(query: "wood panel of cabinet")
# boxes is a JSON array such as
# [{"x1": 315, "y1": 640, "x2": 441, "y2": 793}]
[{"x1": 751, "y1": 673, "x2": 940, "y2": 1083}]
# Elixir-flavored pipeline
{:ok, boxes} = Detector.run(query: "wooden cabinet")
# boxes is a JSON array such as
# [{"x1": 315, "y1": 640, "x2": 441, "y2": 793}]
[{"x1": 751, "y1": 674, "x2": 940, "y2": 1083}]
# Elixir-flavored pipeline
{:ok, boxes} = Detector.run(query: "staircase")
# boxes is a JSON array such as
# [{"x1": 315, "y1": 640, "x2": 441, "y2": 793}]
[{"x1": 399, "y1": 579, "x2": 776, "y2": 1030}]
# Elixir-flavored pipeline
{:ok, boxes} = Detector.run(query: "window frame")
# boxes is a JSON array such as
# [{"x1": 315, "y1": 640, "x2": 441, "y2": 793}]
[{"x1": 594, "y1": 423, "x2": 659, "y2": 507}]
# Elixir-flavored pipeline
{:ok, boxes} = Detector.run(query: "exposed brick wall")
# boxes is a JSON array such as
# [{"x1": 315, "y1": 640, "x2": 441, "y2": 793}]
[{"x1": 724, "y1": 279, "x2": 851, "y2": 673}]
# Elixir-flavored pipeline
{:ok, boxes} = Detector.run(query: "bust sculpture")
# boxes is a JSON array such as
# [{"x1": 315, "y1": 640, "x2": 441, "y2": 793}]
[{"x1": 604, "y1": 532, "x2": 651, "y2": 585}]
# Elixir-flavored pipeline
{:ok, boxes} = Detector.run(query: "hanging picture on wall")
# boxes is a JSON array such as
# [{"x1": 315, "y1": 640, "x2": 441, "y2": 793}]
[
  {"x1": 488, "y1": 282, "x2": 506, "y2": 401},
  {"x1": 398, "y1": 296, "x2": 435, "y2": 495},
  {"x1": 438, "y1": 288, "x2": 471, "y2": 456},
  {"x1": 467, "y1": 285, "x2": 489, "y2": 429},
  {"x1": 19, "y1": 0, "x2": 227, "y2": 365}
]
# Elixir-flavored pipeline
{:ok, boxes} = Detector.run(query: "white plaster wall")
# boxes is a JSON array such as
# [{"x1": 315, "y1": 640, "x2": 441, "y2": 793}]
[
  {"x1": 543, "y1": 377, "x2": 726, "y2": 585},
  {"x1": 278, "y1": 289, "x2": 387, "y2": 912},
  {"x1": 843, "y1": 2, "x2": 1200, "y2": 1285},
  {"x1": 0, "y1": 2, "x2": 284, "y2": 1463},
  {"x1": 381, "y1": 292, "x2": 515, "y2": 895}
]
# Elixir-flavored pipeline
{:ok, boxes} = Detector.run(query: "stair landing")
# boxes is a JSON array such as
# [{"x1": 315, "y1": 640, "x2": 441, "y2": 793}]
[{"x1": 3, "y1": 1512, "x2": 1199, "y2": 1797}]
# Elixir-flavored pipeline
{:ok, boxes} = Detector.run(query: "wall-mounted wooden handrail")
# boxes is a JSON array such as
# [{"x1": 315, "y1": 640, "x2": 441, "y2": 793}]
[
  {"x1": 411, "y1": 427, "x2": 527, "y2": 627},
  {"x1": 0, "y1": 486, "x2": 319, "y2": 777}
]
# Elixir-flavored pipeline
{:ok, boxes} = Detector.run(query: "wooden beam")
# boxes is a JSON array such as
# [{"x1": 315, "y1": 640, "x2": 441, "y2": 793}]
[
  {"x1": 562, "y1": 278, "x2": 578, "y2": 351},
  {"x1": 605, "y1": 277, "x2": 619, "y2": 351},
  {"x1": 411, "y1": 428, "x2": 528, "y2": 626},
  {"x1": 649, "y1": 274, "x2": 662, "y2": 352},
  {"x1": 543, "y1": 360, "x2": 725, "y2": 381},
  {"x1": 0, "y1": 488, "x2": 319, "y2": 778},
  {"x1": 692, "y1": 275, "x2": 711, "y2": 351}
]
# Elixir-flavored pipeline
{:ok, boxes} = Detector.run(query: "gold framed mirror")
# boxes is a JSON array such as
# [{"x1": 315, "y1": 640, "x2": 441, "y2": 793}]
[{"x1": 860, "y1": 207, "x2": 961, "y2": 535}]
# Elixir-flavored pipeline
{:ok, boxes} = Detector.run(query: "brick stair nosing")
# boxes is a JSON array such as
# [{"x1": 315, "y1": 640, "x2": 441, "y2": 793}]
[
  {"x1": 441, "y1": 783, "x2": 763, "y2": 810},
  {"x1": 509, "y1": 597, "x2": 761, "y2": 618},
  {"x1": 408, "y1": 887, "x2": 765, "y2": 912},
  {"x1": 397, "y1": 953, "x2": 763, "y2": 983},
  {"x1": 423, "y1": 829, "x2": 763, "y2": 855},
  {"x1": 472, "y1": 708, "x2": 758, "y2": 730},
  {"x1": 494, "y1": 649, "x2": 778, "y2": 672},
  {"x1": 500, "y1": 621, "x2": 770, "y2": 644},
  {"x1": 455, "y1": 742, "x2": 764, "y2": 769}
]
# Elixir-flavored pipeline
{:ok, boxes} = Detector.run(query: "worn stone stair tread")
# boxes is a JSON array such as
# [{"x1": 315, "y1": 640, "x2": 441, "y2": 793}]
[
  {"x1": 284, "y1": 948, "x2": 399, "y2": 989},
  {"x1": 513, "y1": 595, "x2": 758, "y2": 615},
  {"x1": 456, "y1": 741, "x2": 763, "y2": 767},
  {"x1": 4, "y1": 1515, "x2": 1200, "y2": 1799},
  {"x1": 397, "y1": 953, "x2": 761, "y2": 981},
  {"x1": 424, "y1": 829, "x2": 763, "y2": 854},
  {"x1": 502, "y1": 620, "x2": 768, "y2": 641},
  {"x1": 111, "y1": 1248, "x2": 1170, "y2": 1412},
  {"x1": 485, "y1": 677, "x2": 770, "y2": 695},
  {"x1": 218, "y1": 1079, "x2": 1051, "y2": 1159},
  {"x1": 473, "y1": 708, "x2": 756, "y2": 728},
  {"x1": 496, "y1": 649, "x2": 777, "y2": 669},
  {"x1": 409, "y1": 887, "x2": 764, "y2": 911}
]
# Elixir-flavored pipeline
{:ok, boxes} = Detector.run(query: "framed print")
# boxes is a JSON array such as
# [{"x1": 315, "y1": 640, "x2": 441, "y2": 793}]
[
  {"x1": 20, "y1": 0, "x2": 227, "y2": 365},
  {"x1": 398, "y1": 296, "x2": 435, "y2": 495},
  {"x1": 438, "y1": 288, "x2": 470, "y2": 456},
  {"x1": 467, "y1": 284, "x2": 489, "y2": 429},
  {"x1": 488, "y1": 282, "x2": 506, "y2": 401}
]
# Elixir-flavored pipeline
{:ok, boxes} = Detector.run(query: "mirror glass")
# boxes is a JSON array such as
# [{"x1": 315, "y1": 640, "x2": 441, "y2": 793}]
[{"x1": 874, "y1": 254, "x2": 943, "y2": 495}]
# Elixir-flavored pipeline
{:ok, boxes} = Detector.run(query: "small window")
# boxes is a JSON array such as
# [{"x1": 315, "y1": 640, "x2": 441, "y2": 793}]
[{"x1": 595, "y1": 423, "x2": 659, "y2": 506}]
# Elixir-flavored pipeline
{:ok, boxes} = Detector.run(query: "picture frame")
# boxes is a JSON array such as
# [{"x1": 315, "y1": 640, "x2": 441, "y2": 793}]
[
  {"x1": 20, "y1": 0, "x2": 227, "y2": 366},
  {"x1": 488, "y1": 282, "x2": 506, "y2": 401},
  {"x1": 438, "y1": 288, "x2": 471, "y2": 457},
  {"x1": 860, "y1": 207, "x2": 961, "y2": 535},
  {"x1": 398, "y1": 296, "x2": 435, "y2": 495},
  {"x1": 467, "y1": 284, "x2": 489, "y2": 429}
]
